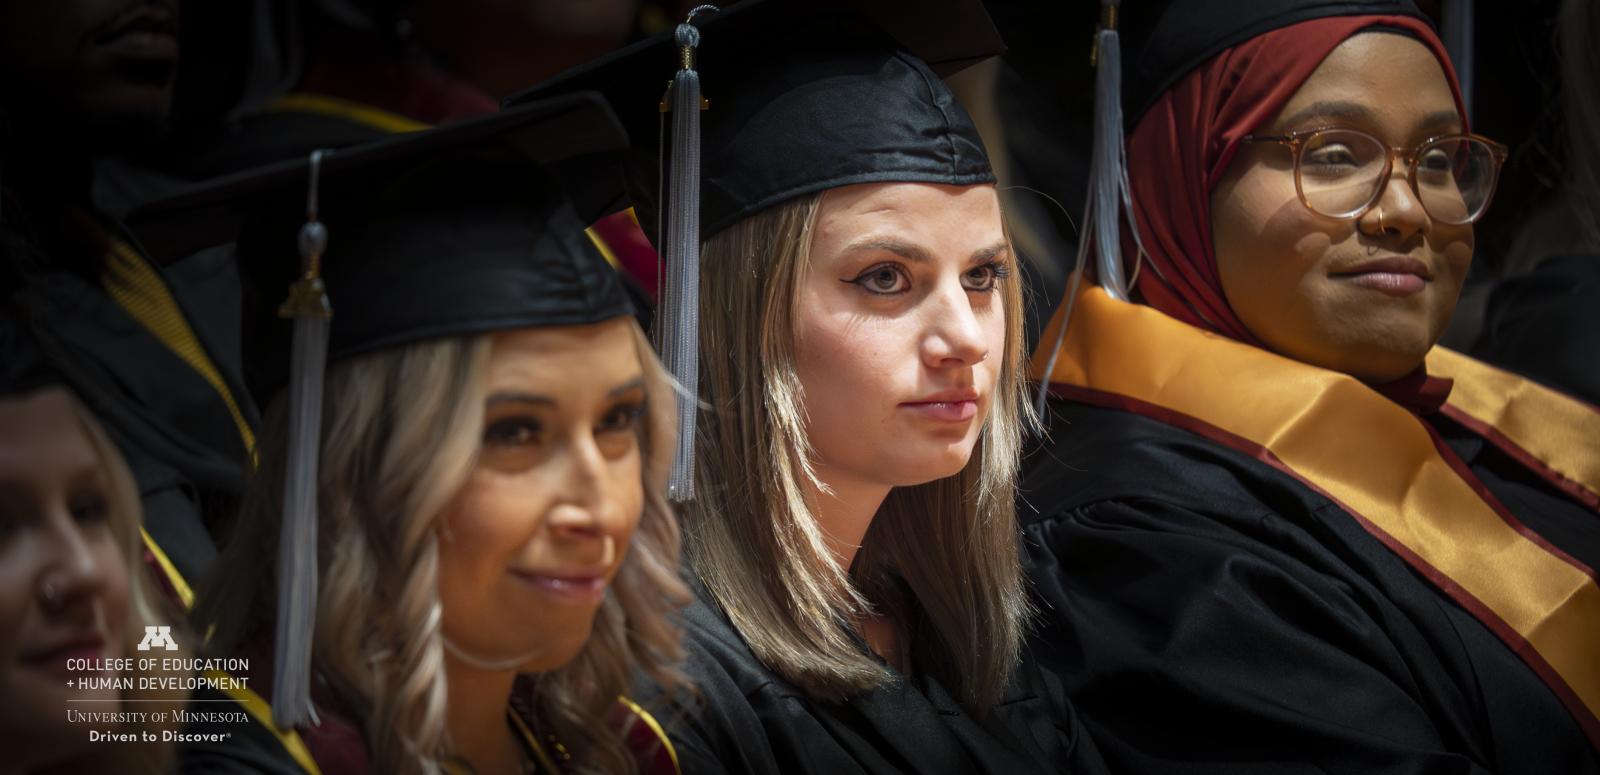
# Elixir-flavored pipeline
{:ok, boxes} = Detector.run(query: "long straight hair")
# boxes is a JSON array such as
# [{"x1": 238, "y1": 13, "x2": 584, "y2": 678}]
[
  {"x1": 685, "y1": 189, "x2": 1033, "y2": 714},
  {"x1": 199, "y1": 324, "x2": 688, "y2": 775}
]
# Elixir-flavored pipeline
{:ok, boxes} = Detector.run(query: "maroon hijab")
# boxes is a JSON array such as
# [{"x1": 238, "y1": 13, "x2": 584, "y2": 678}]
[{"x1": 1124, "y1": 14, "x2": 1466, "y2": 351}]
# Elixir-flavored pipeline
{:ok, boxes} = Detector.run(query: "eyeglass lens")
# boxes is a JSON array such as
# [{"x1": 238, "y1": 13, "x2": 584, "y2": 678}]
[{"x1": 1297, "y1": 130, "x2": 1499, "y2": 224}]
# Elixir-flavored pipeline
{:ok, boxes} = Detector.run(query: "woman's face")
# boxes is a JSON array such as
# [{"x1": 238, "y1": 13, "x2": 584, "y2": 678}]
[
  {"x1": 0, "y1": 388, "x2": 129, "y2": 758},
  {"x1": 1211, "y1": 32, "x2": 1473, "y2": 382},
  {"x1": 437, "y1": 319, "x2": 647, "y2": 673},
  {"x1": 797, "y1": 182, "x2": 1010, "y2": 492}
]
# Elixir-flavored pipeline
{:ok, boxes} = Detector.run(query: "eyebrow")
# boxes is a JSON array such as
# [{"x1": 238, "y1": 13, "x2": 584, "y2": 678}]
[
  {"x1": 1278, "y1": 101, "x2": 1463, "y2": 135},
  {"x1": 606, "y1": 376, "x2": 646, "y2": 398},
  {"x1": 844, "y1": 238, "x2": 1011, "y2": 264},
  {"x1": 485, "y1": 376, "x2": 645, "y2": 408}
]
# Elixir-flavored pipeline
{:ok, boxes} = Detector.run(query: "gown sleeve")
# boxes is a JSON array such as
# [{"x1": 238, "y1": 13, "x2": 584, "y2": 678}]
[{"x1": 1024, "y1": 494, "x2": 1497, "y2": 775}]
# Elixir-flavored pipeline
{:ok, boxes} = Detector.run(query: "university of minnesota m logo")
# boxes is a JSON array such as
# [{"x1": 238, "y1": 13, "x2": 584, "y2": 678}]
[{"x1": 136, "y1": 625, "x2": 178, "y2": 652}]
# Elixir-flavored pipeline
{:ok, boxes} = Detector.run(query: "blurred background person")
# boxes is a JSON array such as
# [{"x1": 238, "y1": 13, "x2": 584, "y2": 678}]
[
  {"x1": 1, "y1": 0, "x2": 254, "y2": 606},
  {"x1": 0, "y1": 322, "x2": 186, "y2": 775}
]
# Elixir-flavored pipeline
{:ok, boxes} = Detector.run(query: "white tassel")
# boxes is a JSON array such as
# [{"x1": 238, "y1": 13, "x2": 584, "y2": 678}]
[
  {"x1": 1036, "y1": 0, "x2": 1144, "y2": 415},
  {"x1": 1088, "y1": 0, "x2": 1132, "y2": 301},
  {"x1": 272, "y1": 150, "x2": 331, "y2": 730},
  {"x1": 660, "y1": 7, "x2": 717, "y2": 502}
]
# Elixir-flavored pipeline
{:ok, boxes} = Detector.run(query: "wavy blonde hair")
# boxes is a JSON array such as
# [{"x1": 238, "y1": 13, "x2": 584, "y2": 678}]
[
  {"x1": 686, "y1": 189, "x2": 1033, "y2": 714},
  {"x1": 200, "y1": 324, "x2": 687, "y2": 775},
  {"x1": 40, "y1": 392, "x2": 187, "y2": 775}
]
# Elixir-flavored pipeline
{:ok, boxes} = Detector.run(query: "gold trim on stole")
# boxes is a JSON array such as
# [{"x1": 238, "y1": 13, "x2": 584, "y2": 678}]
[
  {"x1": 264, "y1": 92, "x2": 430, "y2": 134},
  {"x1": 1030, "y1": 281, "x2": 1600, "y2": 744},
  {"x1": 1428, "y1": 347, "x2": 1600, "y2": 505}
]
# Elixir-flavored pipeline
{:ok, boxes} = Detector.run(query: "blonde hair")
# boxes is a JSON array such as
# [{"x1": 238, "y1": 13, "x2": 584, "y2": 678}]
[
  {"x1": 200, "y1": 323, "x2": 688, "y2": 775},
  {"x1": 686, "y1": 190, "x2": 1033, "y2": 713},
  {"x1": 62, "y1": 393, "x2": 187, "y2": 775}
]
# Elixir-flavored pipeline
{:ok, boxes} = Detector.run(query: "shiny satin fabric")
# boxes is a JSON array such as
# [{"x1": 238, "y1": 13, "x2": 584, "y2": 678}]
[
  {"x1": 1428, "y1": 347, "x2": 1600, "y2": 509},
  {"x1": 1032, "y1": 280, "x2": 1600, "y2": 747}
]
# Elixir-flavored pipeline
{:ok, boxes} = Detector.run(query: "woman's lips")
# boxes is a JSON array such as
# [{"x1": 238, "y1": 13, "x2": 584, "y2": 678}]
[
  {"x1": 96, "y1": 9, "x2": 180, "y2": 63},
  {"x1": 101, "y1": 30, "x2": 179, "y2": 62},
  {"x1": 509, "y1": 570, "x2": 608, "y2": 604},
  {"x1": 900, "y1": 399, "x2": 979, "y2": 422},
  {"x1": 1332, "y1": 256, "x2": 1431, "y2": 297},
  {"x1": 1343, "y1": 272, "x2": 1427, "y2": 296}
]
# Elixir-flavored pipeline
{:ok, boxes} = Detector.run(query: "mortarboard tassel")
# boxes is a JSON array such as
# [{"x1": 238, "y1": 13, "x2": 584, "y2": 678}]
[
  {"x1": 1035, "y1": 0, "x2": 1146, "y2": 416},
  {"x1": 1085, "y1": 0, "x2": 1141, "y2": 302},
  {"x1": 660, "y1": 6, "x2": 717, "y2": 502},
  {"x1": 272, "y1": 149, "x2": 332, "y2": 730}
]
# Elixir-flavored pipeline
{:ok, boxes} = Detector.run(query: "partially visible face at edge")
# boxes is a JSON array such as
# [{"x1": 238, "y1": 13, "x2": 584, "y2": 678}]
[
  {"x1": 436, "y1": 318, "x2": 648, "y2": 674},
  {"x1": 796, "y1": 181, "x2": 1010, "y2": 494},
  {"x1": 0, "y1": 0, "x2": 180, "y2": 144},
  {"x1": 0, "y1": 388, "x2": 130, "y2": 768},
  {"x1": 1211, "y1": 32, "x2": 1473, "y2": 383}
]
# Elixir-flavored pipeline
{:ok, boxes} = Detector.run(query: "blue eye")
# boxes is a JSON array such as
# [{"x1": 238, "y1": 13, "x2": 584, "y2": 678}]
[{"x1": 849, "y1": 264, "x2": 910, "y2": 295}]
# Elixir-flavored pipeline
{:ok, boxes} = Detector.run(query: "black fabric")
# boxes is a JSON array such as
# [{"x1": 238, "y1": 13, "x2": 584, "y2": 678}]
[
  {"x1": 1432, "y1": 412, "x2": 1600, "y2": 574},
  {"x1": 5, "y1": 252, "x2": 249, "y2": 584},
  {"x1": 126, "y1": 93, "x2": 636, "y2": 405},
  {"x1": 179, "y1": 687, "x2": 313, "y2": 775},
  {"x1": 1471, "y1": 254, "x2": 1600, "y2": 406},
  {"x1": 96, "y1": 109, "x2": 392, "y2": 223},
  {"x1": 230, "y1": 155, "x2": 631, "y2": 404},
  {"x1": 503, "y1": 0, "x2": 1001, "y2": 243},
  {"x1": 636, "y1": 589, "x2": 1101, "y2": 774},
  {"x1": 1117, "y1": 0, "x2": 1427, "y2": 127},
  {"x1": 0, "y1": 308, "x2": 58, "y2": 396},
  {"x1": 1019, "y1": 399, "x2": 1600, "y2": 775}
]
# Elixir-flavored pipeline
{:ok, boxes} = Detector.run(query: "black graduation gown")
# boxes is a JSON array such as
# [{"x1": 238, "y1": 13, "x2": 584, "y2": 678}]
[
  {"x1": 179, "y1": 672, "x2": 680, "y2": 775},
  {"x1": 1020, "y1": 399, "x2": 1600, "y2": 774},
  {"x1": 9, "y1": 232, "x2": 255, "y2": 587},
  {"x1": 637, "y1": 590, "x2": 1104, "y2": 774}
]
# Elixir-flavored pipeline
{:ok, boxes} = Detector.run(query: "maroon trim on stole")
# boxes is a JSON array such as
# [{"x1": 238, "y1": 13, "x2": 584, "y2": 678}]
[
  {"x1": 508, "y1": 675, "x2": 676, "y2": 774},
  {"x1": 238, "y1": 638, "x2": 374, "y2": 775},
  {"x1": 609, "y1": 702, "x2": 678, "y2": 775},
  {"x1": 141, "y1": 549, "x2": 184, "y2": 607},
  {"x1": 1439, "y1": 403, "x2": 1600, "y2": 514},
  {"x1": 1048, "y1": 382, "x2": 1600, "y2": 749},
  {"x1": 1419, "y1": 416, "x2": 1598, "y2": 580}
]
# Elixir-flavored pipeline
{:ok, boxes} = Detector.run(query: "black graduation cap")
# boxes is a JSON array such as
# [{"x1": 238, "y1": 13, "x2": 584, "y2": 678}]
[
  {"x1": 129, "y1": 92, "x2": 636, "y2": 405},
  {"x1": 502, "y1": 0, "x2": 1006, "y2": 499},
  {"x1": 127, "y1": 91, "x2": 636, "y2": 731},
  {"x1": 0, "y1": 316, "x2": 58, "y2": 398},
  {"x1": 504, "y1": 0, "x2": 1004, "y2": 244},
  {"x1": 1116, "y1": 0, "x2": 1425, "y2": 128}
]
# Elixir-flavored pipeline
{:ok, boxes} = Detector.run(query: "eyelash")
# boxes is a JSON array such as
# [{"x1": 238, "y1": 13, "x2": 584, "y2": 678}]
[
  {"x1": 70, "y1": 492, "x2": 110, "y2": 525},
  {"x1": 599, "y1": 403, "x2": 646, "y2": 434},
  {"x1": 482, "y1": 403, "x2": 644, "y2": 447},
  {"x1": 846, "y1": 261, "x2": 1012, "y2": 296},
  {"x1": 484, "y1": 417, "x2": 541, "y2": 447}
]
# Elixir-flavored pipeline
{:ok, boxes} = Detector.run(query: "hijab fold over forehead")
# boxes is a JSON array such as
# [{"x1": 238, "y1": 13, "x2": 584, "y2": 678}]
[{"x1": 1125, "y1": 15, "x2": 1465, "y2": 342}]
